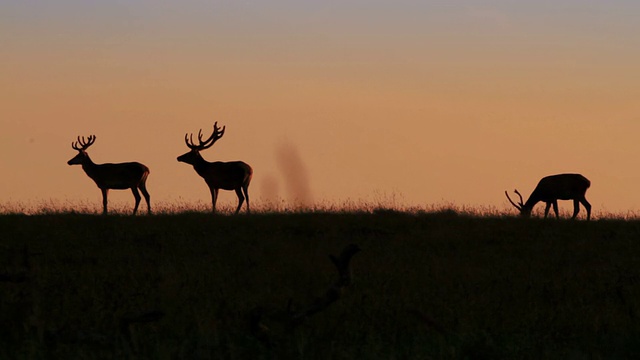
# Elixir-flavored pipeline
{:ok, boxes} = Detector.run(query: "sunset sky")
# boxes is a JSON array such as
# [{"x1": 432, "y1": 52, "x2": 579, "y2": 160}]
[{"x1": 2, "y1": 1, "x2": 640, "y2": 214}]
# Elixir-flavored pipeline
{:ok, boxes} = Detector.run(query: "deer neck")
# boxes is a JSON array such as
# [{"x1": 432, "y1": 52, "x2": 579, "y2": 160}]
[
  {"x1": 80, "y1": 155, "x2": 98, "y2": 176},
  {"x1": 191, "y1": 153, "x2": 210, "y2": 169},
  {"x1": 522, "y1": 195, "x2": 540, "y2": 212}
]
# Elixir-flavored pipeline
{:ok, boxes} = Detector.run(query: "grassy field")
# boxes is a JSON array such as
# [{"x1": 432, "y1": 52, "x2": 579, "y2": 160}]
[{"x1": 2, "y1": 209, "x2": 640, "y2": 359}]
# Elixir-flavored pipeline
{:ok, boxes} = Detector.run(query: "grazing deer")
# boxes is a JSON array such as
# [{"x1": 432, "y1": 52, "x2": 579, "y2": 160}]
[
  {"x1": 67, "y1": 135, "x2": 151, "y2": 215},
  {"x1": 505, "y1": 173, "x2": 591, "y2": 220},
  {"x1": 177, "y1": 122, "x2": 253, "y2": 214}
]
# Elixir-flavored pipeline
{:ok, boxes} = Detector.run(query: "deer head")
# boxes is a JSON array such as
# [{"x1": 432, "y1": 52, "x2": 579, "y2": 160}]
[
  {"x1": 68, "y1": 135, "x2": 96, "y2": 165},
  {"x1": 177, "y1": 122, "x2": 226, "y2": 165},
  {"x1": 505, "y1": 189, "x2": 531, "y2": 217}
]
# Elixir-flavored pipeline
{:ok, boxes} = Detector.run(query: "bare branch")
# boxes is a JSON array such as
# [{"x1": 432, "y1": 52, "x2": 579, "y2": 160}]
[{"x1": 249, "y1": 243, "x2": 361, "y2": 344}]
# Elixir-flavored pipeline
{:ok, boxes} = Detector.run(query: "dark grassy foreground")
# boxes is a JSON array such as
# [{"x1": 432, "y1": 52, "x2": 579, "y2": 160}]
[{"x1": 2, "y1": 211, "x2": 640, "y2": 359}]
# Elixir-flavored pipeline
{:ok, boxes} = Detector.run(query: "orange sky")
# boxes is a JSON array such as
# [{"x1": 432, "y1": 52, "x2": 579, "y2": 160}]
[{"x1": 2, "y1": 2, "x2": 640, "y2": 215}]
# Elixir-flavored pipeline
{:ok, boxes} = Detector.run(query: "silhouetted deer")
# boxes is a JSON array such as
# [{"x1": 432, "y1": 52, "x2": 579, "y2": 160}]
[
  {"x1": 67, "y1": 135, "x2": 151, "y2": 215},
  {"x1": 505, "y1": 173, "x2": 591, "y2": 220},
  {"x1": 177, "y1": 122, "x2": 253, "y2": 214}
]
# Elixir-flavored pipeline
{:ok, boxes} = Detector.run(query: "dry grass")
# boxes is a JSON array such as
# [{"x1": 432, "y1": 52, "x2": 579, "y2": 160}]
[
  {"x1": 1, "y1": 197, "x2": 629, "y2": 219},
  {"x1": 2, "y1": 202, "x2": 640, "y2": 358}
]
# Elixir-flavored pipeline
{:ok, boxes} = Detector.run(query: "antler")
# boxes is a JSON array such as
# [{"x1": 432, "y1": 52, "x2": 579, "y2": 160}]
[
  {"x1": 184, "y1": 122, "x2": 226, "y2": 151},
  {"x1": 71, "y1": 135, "x2": 96, "y2": 151},
  {"x1": 505, "y1": 189, "x2": 524, "y2": 210}
]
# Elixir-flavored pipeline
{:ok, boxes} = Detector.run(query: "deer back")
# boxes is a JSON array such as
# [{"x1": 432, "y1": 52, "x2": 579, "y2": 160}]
[
  {"x1": 197, "y1": 161, "x2": 252, "y2": 190},
  {"x1": 531, "y1": 174, "x2": 590, "y2": 202},
  {"x1": 86, "y1": 162, "x2": 150, "y2": 190}
]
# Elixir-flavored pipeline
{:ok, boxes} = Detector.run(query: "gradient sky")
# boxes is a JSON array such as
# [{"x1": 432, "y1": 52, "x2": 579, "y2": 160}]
[{"x1": 2, "y1": 1, "x2": 640, "y2": 214}]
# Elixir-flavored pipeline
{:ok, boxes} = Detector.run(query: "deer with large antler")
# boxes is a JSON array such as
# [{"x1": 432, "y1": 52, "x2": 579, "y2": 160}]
[
  {"x1": 505, "y1": 173, "x2": 591, "y2": 220},
  {"x1": 177, "y1": 122, "x2": 253, "y2": 214},
  {"x1": 68, "y1": 135, "x2": 151, "y2": 215}
]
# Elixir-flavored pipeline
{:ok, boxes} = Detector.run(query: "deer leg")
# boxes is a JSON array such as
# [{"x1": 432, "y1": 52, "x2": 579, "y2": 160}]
[
  {"x1": 131, "y1": 187, "x2": 141, "y2": 215},
  {"x1": 101, "y1": 188, "x2": 109, "y2": 215},
  {"x1": 209, "y1": 187, "x2": 219, "y2": 214},
  {"x1": 552, "y1": 201, "x2": 559, "y2": 219},
  {"x1": 544, "y1": 202, "x2": 551, "y2": 218},
  {"x1": 569, "y1": 199, "x2": 581, "y2": 220},
  {"x1": 243, "y1": 184, "x2": 250, "y2": 214},
  {"x1": 580, "y1": 197, "x2": 592, "y2": 221},
  {"x1": 234, "y1": 188, "x2": 245, "y2": 215},
  {"x1": 139, "y1": 183, "x2": 151, "y2": 214}
]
